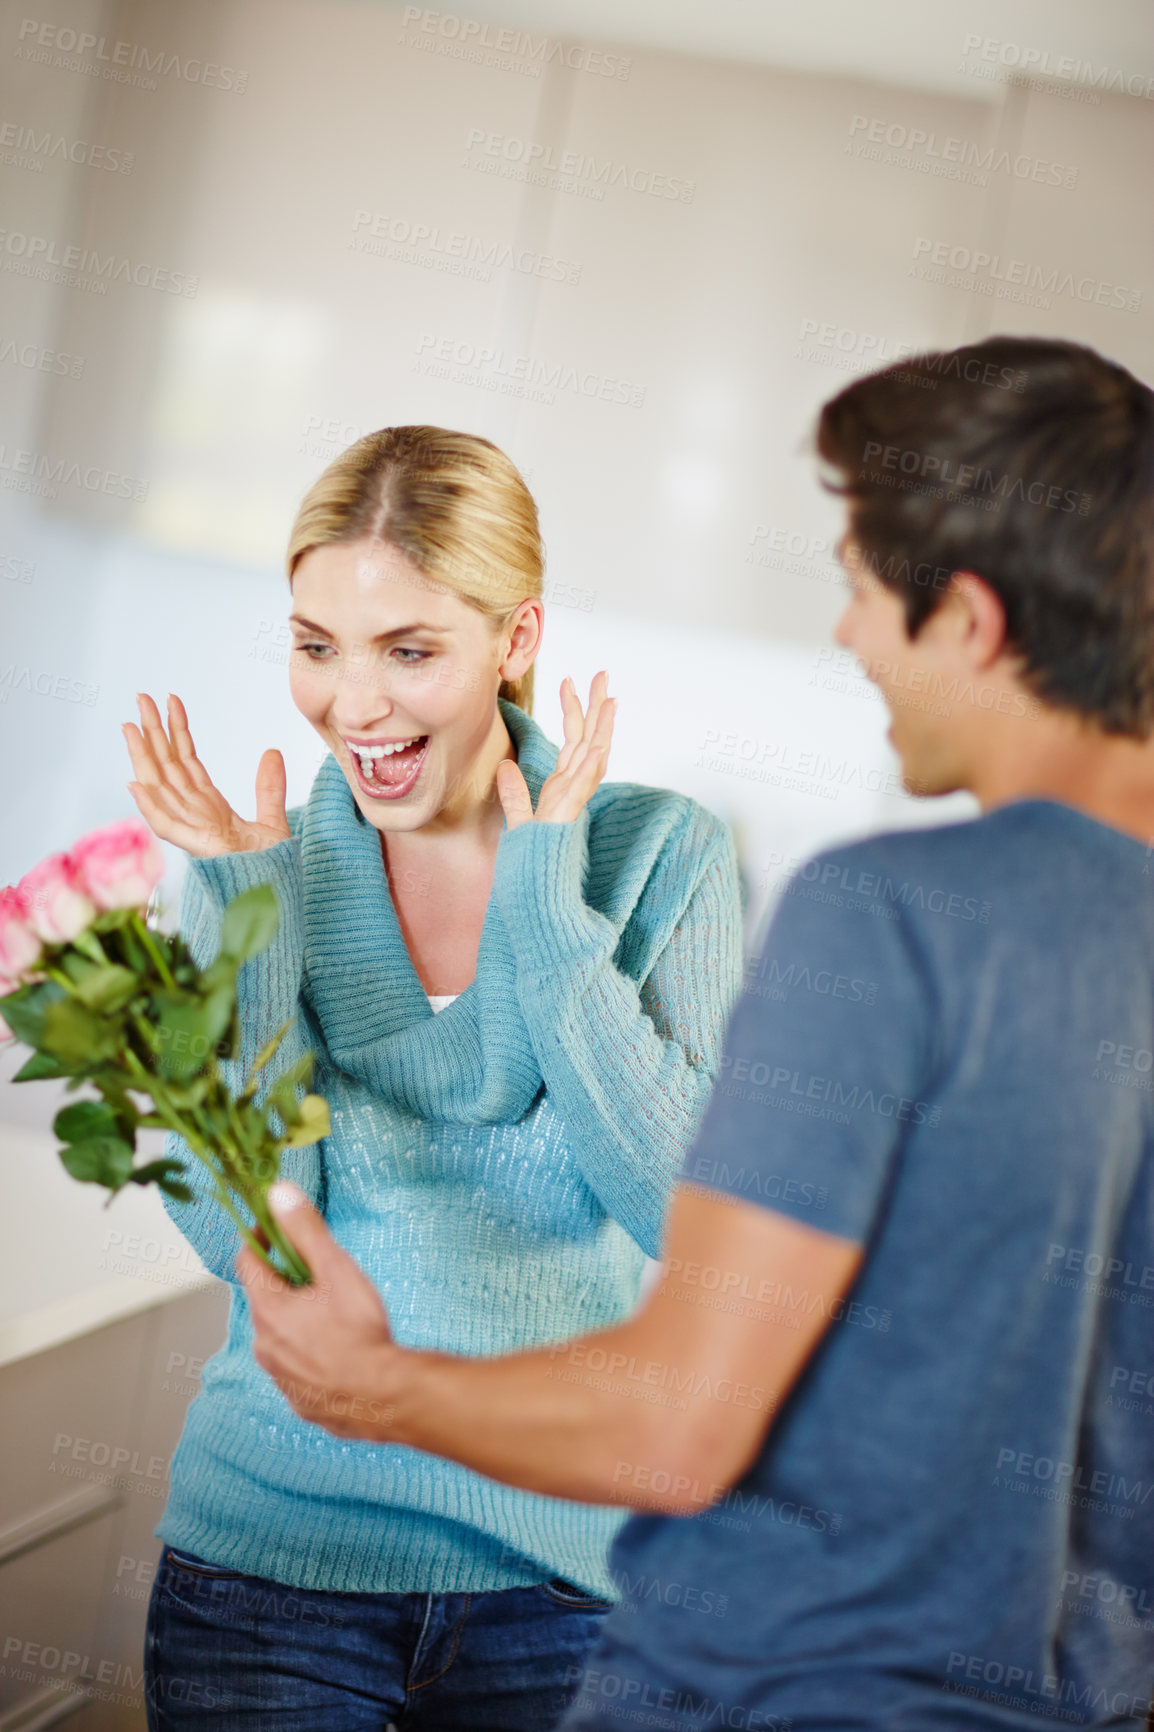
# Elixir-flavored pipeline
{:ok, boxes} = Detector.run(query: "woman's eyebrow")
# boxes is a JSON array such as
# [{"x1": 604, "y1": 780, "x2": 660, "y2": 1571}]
[{"x1": 288, "y1": 615, "x2": 448, "y2": 642}]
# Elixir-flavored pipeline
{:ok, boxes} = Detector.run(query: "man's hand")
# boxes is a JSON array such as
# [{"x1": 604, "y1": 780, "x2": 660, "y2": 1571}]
[
  {"x1": 497, "y1": 672, "x2": 616, "y2": 829},
  {"x1": 237, "y1": 1176, "x2": 863, "y2": 1511},
  {"x1": 237, "y1": 1183, "x2": 397, "y2": 1440}
]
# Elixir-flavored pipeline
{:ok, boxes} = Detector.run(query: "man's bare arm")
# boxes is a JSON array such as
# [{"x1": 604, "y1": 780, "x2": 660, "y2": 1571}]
[{"x1": 239, "y1": 1179, "x2": 862, "y2": 1512}]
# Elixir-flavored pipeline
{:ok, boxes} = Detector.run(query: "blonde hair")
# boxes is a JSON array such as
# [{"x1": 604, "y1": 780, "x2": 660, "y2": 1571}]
[{"x1": 286, "y1": 426, "x2": 543, "y2": 713}]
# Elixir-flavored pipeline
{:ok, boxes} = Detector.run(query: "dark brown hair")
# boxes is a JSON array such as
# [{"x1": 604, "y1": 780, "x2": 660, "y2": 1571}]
[{"x1": 816, "y1": 337, "x2": 1154, "y2": 736}]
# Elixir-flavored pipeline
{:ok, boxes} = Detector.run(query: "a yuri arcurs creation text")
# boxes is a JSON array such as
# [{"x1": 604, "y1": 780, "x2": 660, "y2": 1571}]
[{"x1": 0, "y1": 820, "x2": 325, "y2": 1284}]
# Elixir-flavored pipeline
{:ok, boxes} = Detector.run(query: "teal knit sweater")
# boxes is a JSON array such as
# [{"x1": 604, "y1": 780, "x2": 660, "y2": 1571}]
[{"x1": 155, "y1": 699, "x2": 743, "y2": 1596}]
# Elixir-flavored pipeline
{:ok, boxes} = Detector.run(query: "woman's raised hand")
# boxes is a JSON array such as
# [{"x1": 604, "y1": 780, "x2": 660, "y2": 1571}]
[
  {"x1": 497, "y1": 672, "x2": 617, "y2": 831},
  {"x1": 123, "y1": 693, "x2": 290, "y2": 859}
]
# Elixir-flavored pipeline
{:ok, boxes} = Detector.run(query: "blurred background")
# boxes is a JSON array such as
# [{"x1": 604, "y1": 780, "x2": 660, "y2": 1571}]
[{"x1": 1, "y1": 0, "x2": 1152, "y2": 1723}]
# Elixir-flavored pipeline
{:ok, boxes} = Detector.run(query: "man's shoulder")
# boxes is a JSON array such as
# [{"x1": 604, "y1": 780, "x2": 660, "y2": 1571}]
[
  {"x1": 765, "y1": 816, "x2": 1002, "y2": 970},
  {"x1": 802, "y1": 807, "x2": 1042, "y2": 894},
  {"x1": 807, "y1": 801, "x2": 1142, "y2": 910}
]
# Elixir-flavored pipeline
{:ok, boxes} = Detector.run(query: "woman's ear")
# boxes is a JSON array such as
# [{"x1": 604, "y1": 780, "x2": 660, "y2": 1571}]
[{"x1": 498, "y1": 598, "x2": 544, "y2": 683}]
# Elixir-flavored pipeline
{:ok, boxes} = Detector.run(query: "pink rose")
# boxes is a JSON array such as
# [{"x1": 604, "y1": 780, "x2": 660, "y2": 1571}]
[
  {"x1": 19, "y1": 853, "x2": 97, "y2": 944},
  {"x1": 0, "y1": 886, "x2": 42, "y2": 984},
  {"x1": 71, "y1": 820, "x2": 164, "y2": 912}
]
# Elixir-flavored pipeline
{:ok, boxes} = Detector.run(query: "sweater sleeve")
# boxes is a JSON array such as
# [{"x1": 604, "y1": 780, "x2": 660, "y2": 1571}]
[
  {"x1": 492, "y1": 809, "x2": 743, "y2": 1258},
  {"x1": 158, "y1": 837, "x2": 323, "y2": 1281}
]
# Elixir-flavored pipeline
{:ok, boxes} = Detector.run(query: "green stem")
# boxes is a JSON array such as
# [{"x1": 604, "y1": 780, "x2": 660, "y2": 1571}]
[
  {"x1": 199, "y1": 1161, "x2": 310, "y2": 1285},
  {"x1": 122, "y1": 1051, "x2": 221, "y2": 1181},
  {"x1": 120, "y1": 1048, "x2": 311, "y2": 1287},
  {"x1": 129, "y1": 912, "x2": 176, "y2": 991},
  {"x1": 248, "y1": 1185, "x2": 312, "y2": 1285},
  {"x1": 206, "y1": 1178, "x2": 272, "y2": 1263},
  {"x1": 129, "y1": 1011, "x2": 160, "y2": 1058}
]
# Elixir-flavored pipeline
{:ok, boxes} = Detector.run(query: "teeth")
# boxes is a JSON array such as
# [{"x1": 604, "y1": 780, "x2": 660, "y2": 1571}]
[{"x1": 348, "y1": 737, "x2": 422, "y2": 772}]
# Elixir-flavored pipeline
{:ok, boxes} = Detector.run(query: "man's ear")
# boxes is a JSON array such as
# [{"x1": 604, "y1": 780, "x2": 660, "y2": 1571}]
[{"x1": 932, "y1": 571, "x2": 1008, "y2": 671}]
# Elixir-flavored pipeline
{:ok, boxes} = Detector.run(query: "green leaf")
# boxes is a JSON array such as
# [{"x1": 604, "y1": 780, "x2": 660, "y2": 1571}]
[
  {"x1": 91, "y1": 908, "x2": 135, "y2": 935},
  {"x1": 198, "y1": 955, "x2": 239, "y2": 995},
  {"x1": 219, "y1": 1009, "x2": 241, "y2": 1064},
  {"x1": 183, "y1": 961, "x2": 241, "y2": 1065},
  {"x1": 69, "y1": 929, "x2": 108, "y2": 966},
  {"x1": 58, "y1": 1136, "x2": 135, "y2": 1188},
  {"x1": 54, "y1": 1100, "x2": 121, "y2": 1144},
  {"x1": 40, "y1": 998, "x2": 122, "y2": 1066},
  {"x1": 158, "y1": 1176, "x2": 196, "y2": 1205},
  {"x1": 11, "y1": 1050, "x2": 71, "y2": 1082},
  {"x1": 82, "y1": 1066, "x2": 138, "y2": 1106},
  {"x1": 218, "y1": 884, "x2": 280, "y2": 965},
  {"x1": 264, "y1": 1050, "x2": 316, "y2": 1129},
  {"x1": 277, "y1": 1051, "x2": 315, "y2": 1092},
  {"x1": 71, "y1": 964, "x2": 141, "y2": 1014},
  {"x1": 149, "y1": 1075, "x2": 209, "y2": 1110},
  {"x1": 130, "y1": 1156, "x2": 191, "y2": 1200},
  {"x1": 152, "y1": 987, "x2": 235, "y2": 1080},
  {"x1": 0, "y1": 979, "x2": 69, "y2": 1048},
  {"x1": 282, "y1": 1093, "x2": 330, "y2": 1148},
  {"x1": 268, "y1": 1079, "x2": 301, "y2": 1128},
  {"x1": 60, "y1": 952, "x2": 101, "y2": 986},
  {"x1": 237, "y1": 1096, "x2": 270, "y2": 1146},
  {"x1": 130, "y1": 1154, "x2": 185, "y2": 1181}
]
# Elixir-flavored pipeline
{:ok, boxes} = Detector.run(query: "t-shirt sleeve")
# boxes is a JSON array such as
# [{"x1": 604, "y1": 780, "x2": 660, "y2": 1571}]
[{"x1": 682, "y1": 851, "x2": 938, "y2": 1243}]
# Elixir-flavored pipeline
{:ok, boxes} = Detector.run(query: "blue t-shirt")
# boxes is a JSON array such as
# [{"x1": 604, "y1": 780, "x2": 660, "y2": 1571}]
[{"x1": 565, "y1": 801, "x2": 1154, "y2": 1732}]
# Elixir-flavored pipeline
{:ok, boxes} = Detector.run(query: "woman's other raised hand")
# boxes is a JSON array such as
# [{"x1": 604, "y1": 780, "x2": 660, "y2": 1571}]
[
  {"x1": 497, "y1": 672, "x2": 617, "y2": 830},
  {"x1": 123, "y1": 693, "x2": 290, "y2": 859}
]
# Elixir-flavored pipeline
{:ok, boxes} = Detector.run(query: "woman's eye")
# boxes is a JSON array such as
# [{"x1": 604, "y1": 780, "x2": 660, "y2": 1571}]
[{"x1": 290, "y1": 642, "x2": 430, "y2": 664}]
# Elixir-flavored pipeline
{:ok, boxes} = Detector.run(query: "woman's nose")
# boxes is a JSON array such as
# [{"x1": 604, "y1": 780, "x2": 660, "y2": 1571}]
[{"x1": 329, "y1": 678, "x2": 394, "y2": 734}]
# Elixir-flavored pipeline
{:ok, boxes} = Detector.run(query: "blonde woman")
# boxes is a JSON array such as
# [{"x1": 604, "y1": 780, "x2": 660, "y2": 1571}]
[{"x1": 125, "y1": 427, "x2": 742, "y2": 1732}]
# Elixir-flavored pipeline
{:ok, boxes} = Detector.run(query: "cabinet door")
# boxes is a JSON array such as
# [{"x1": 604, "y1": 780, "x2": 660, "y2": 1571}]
[{"x1": 0, "y1": 1285, "x2": 229, "y2": 1732}]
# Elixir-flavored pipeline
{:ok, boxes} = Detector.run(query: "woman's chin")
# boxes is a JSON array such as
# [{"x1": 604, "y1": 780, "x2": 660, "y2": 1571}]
[{"x1": 351, "y1": 782, "x2": 435, "y2": 830}]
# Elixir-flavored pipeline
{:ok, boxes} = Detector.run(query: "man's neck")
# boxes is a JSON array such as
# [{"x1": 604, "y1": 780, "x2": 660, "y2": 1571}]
[{"x1": 970, "y1": 719, "x2": 1154, "y2": 845}]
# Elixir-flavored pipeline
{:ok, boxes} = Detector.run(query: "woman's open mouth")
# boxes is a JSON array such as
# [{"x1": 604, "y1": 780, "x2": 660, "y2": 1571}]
[{"x1": 344, "y1": 736, "x2": 430, "y2": 801}]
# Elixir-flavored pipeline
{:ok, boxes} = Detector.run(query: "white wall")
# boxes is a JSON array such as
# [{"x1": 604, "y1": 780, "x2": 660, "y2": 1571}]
[
  {"x1": 2, "y1": 6, "x2": 1152, "y2": 1724},
  {"x1": 2, "y1": 0, "x2": 1151, "y2": 1101}
]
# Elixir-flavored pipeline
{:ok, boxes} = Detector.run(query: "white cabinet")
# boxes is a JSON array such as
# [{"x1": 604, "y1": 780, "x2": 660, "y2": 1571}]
[{"x1": 0, "y1": 1285, "x2": 229, "y2": 1732}]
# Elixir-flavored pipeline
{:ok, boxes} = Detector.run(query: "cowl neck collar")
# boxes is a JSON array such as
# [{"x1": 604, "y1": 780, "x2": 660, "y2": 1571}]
[{"x1": 298, "y1": 699, "x2": 558, "y2": 1123}]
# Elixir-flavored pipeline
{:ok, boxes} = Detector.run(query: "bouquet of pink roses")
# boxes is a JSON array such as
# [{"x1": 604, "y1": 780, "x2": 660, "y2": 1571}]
[{"x1": 0, "y1": 820, "x2": 325, "y2": 1285}]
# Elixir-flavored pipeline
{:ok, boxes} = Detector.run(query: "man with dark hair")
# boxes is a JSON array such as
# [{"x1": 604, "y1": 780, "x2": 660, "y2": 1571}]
[
  {"x1": 240, "y1": 337, "x2": 1154, "y2": 1731},
  {"x1": 819, "y1": 335, "x2": 1154, "y2": 736}
]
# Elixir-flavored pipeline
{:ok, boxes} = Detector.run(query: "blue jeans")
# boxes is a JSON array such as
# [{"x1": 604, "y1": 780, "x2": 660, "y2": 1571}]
[{"x1": 144, "y1": 1546, "x2": 612, "y2": 1730}]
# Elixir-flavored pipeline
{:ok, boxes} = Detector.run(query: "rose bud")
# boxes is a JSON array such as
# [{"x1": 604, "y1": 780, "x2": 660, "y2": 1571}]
[
  {"x1": 71, "y1": 820, "x2": 165, "y2": 912},
  {"x1": 19, "y1": 853, "x2": 98, "y2": 944},
  {"x1": 0, "y1": 886, "x2": 43, "y2": 983}
]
